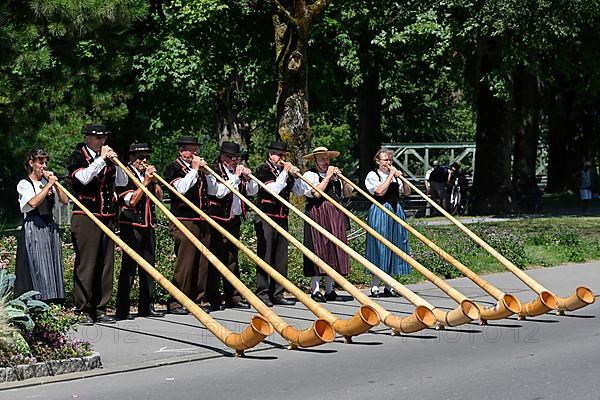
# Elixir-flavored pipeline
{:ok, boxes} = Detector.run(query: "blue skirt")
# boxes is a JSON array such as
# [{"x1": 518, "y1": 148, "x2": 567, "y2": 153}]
[{"x1": 365, "y1": 203, "x2": 411, "y2": 276}]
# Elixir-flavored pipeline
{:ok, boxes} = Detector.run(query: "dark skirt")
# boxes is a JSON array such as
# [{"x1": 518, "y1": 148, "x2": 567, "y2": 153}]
[
  {"x1": 303, "y1": 201, "x2": 350, "y2": 276},
  {"x1": 365, "y1": 202, "x2": 411, "y2": 276},
  {"x1": 14, "y1": 215, "x2": 65, "y2": 301}
]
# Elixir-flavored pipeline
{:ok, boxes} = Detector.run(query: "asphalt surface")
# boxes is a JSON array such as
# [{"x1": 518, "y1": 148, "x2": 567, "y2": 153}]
[{"x1": 1, "y1": 262, "x2": 599, "y2": 400}]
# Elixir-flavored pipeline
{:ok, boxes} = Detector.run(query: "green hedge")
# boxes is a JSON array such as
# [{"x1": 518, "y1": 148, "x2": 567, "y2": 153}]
[{"x1": 2, "y1": 215, "x2": 600, "y2": 310}]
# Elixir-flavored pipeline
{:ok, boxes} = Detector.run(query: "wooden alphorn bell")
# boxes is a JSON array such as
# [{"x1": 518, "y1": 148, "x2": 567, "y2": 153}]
[
  {"x1": 295, "y1": 171, "x2": 479, "y2": 328},
  {"x1": 398, "y1": 175, "x2": 595, "y2": 317},
  {"x1": 53, "y1": 180, "x2": 272, "y2": 356},
  {"x1": 147, "y1": 165, "x2": 377, "y2": 344},
  {"x1": 339, "y1": 174, "x2": 521, "y2": 324},
  {"x1": 203, "y1": 165, "x2": 437, "y2": 335},
  {"x1": 120, "y1": 158, "x2": 334, "y2": 349}
]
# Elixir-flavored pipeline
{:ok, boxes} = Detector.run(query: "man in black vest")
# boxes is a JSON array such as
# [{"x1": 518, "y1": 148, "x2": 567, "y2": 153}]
[
  {"x1": 66, "y1": 123, "x2": 126, "y2": 324},
  {"x1": 206, "y1": 141, "x2": 258, "y2": 310},
  {"x1": 253, "y1": 141, "x2": 298, "y2": 306},
  {"x1": 115, "y1": 143, "x2": 165, "y2": 320},
  {"x1": 163, "y1": 136, "x2": 211, "y2": 314}
]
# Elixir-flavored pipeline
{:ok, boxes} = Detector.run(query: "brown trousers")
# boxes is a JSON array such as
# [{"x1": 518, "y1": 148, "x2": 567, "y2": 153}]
[
  {"x1": 71, "y1": 214, "x2": 115, "y2": 317},
  {"x1": 168, "y1": 220, "x2": 211, "y2": 309}
]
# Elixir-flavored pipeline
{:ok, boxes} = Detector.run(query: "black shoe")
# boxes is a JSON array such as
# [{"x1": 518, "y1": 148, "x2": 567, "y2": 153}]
[
  {"x1": 271, "y1": 297, "x2": 296, "y2": 306},
  {"x1": 210, "y1": 302, "x2": 224, "y2": 312},
  {"x1": 225, "y1": 300, "x2": 251, "y2": 310},
  {"x1": 369, "y1": 288, "x2": 381, "y2": 298},
  {"x1": 115, "y1": 313, "x2": 134, "y2": 320},
  {"x1": 383, "y1": 288, "x2": 400, "y2": 298},
  {"x1": 168, "y1": 306, "x2": 189, "y2": 315},
  {"x1": 311, "y1": 292, "x2": 327, "y2": 303},
  {"x1": 324, "y1": 290, "x2": 340, "y2": 301},
  {"x1": 200, "y1": 305, "x2": 212, "y2": 314},
  {"x1": 138, "y1": 307, "x2": 165, "y2": 318},
  {"x1": 259, "y1": 297, "x2": 274, "y2": 307},
  {"x1": 95, "y1": 314, "x2": 116, "y2": 324},
  {"x1": 78, "y1": 313, "x2": 94, "y2": 326}
]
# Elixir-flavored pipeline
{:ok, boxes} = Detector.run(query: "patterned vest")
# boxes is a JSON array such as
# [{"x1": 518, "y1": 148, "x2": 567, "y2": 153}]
[{"x1": 66, "y1": 143, "x2": 116, "y2": 217}]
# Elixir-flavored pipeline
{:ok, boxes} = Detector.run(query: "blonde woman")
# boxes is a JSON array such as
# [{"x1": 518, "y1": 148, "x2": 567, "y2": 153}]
[{"x1": 364, "y1": 148, "x2": 411, "y2": 297}]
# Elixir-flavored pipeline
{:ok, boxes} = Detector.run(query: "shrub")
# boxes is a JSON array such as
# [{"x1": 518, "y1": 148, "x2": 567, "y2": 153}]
[{"x1": 0, "y1": 270, "x2": 91, "y2": 367}]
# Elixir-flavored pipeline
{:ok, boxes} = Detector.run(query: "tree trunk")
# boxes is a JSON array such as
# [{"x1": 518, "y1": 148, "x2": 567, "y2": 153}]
[
  {"x1": 273, "y1": 13, "x2": 311, "y2": 166},
  {"x1": 511, "y1": 66, "x2": 542, "y2": 212},
  {"x1": 471, "y1": 39, "x2": 514, "y2": 214},
  {"x1": 215, "y1": 74, "x2": 250, "y2": 155},
  {"x1": 357, "y1": 32, "x2": 382, "y2": 181},
  {"x1": 546, "y1": 87, "x2": 577, "y2": 192}
]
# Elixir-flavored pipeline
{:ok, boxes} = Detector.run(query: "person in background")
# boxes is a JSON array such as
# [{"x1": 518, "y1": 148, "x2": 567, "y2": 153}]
[
  {"x1": 424, "y1": 160, "x2": 438, "y2": 197},
  {"x1": 115, "y1": 143, "x2": 165, "y2": 320},
  {"x1": 15, "y1": 149, "x2": 68, "y2": 303},
  {"x1": 297, "y1": 146, "x2": 353, "y2": 302},
  {"x1": 364, "y1": 148, "x2": 411, "y2": 297},
  {"x1": 428, "y1": 161, "x2": 450, "y2": 211},
  {"x1": 579, "y1": 161, "x2": 594, "y2": 214}
]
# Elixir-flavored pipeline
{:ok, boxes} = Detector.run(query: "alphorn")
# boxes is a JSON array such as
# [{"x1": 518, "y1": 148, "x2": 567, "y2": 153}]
[
  {"x1": 53, "y1": 180, "x2": 272, "y2": 356},
  {"x1": 398, "y1": 175, "x2": 595, "y2": 317},
  {"x1": 112, "y1": 158, "x2": 334, "y2": 349},
  {"x1": 204, "y1": 165, "x2": 436, "y2": 335},
  {"x1": 149, "y1": 168, "x2": 379, "y2": 344},
  {"x1": 339, "y1": 174, "x2": 521, "y2": 323},
  {"x1": 295, "y1": 173, "x2": 479, "y2": 328}
]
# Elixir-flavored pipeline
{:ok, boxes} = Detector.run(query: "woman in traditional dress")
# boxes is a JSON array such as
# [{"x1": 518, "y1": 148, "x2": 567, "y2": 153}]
[
  {"x1": 294, "y1": 146, "x2": 353, "y2": 302},
  {"x1": 15, "y1": 149, "x2": 68, "y2": 302},
  {"x1": 364, "y1": 148, "x2": 411, "y2": 297}
]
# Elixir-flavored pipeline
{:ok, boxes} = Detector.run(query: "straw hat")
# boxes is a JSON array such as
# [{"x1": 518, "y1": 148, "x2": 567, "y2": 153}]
[{"x1": 301, "y1": 146, "x2": 340, "y2": 160}]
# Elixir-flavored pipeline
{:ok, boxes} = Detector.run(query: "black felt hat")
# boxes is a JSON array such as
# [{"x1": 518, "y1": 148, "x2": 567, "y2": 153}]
[
  {"x1": 267, "y1": 141, "x2": 288, "y2": 152},
  {"x1": 128, "y1": 143, "x2": 152, "y2": 153},
  {"x1": 219, "y1": 141, "x2": 244, "y2": 156},
  {"x1": 176, "y1": 136, "x2": 200, "y2": 146},
  {"x1": 82, "y1": 124, "x2": 110, "y2": 136}
]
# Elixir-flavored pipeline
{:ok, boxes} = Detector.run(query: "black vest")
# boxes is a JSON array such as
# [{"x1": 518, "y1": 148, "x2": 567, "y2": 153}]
[
  {"x1": 305, "y1": 168, "x2": 343, "y2": 210},
  {"x1": 163, "y1": 158, "x2": 207, "y2": 220},
  {"x1": 207, "y1": 160, "x2": 247, "y2": 221},
  {"x1": 66, "y1": 143, "x2": 116, "y2": 216},
  {"x1": 117, "y1": 164, "x2": 157, "y2": 228},
  {"x1": 372, "y1": 170, "x2": 401, "y2": 206},
  {"x1": 24, "y1": 177, "x2": 55, "y2": 223},
  {"x1": 255, "y1": 160, "x2": 295, "y2": 218}
]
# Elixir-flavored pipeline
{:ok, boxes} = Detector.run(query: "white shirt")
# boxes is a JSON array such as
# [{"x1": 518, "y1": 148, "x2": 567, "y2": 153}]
[
  {"x1": 171, "y1": 159, "x2": 202, "y2": 195},
  {"x1": 17, "y1": 177, "x2": 56, "y2": 215},
  {"x1": 117, "y1": 164, "x2": 145, "y2": 206},
  {"x1": 206, "y1": 166, "x2": 258, "y2": 216},
  {"x1": 297, "y1": 170, "x2": 346, "y2": 198},
  {"x1": 365, "y1": 170, "x2": 404, "y2": 195},
  {"x1": 265, "y1": 164, "x2": 291, "y2": 195},
  {"x1": 73, "y1": 145, "x2": 127, "y2": 186}
]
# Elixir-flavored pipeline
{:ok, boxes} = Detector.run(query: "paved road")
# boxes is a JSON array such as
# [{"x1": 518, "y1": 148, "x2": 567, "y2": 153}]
[{"x1": 2, "y1": 262, "x2": 599, "y2": 400}]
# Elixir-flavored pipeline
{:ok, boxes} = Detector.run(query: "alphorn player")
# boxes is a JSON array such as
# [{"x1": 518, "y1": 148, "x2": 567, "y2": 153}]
[
  {"x1": 205, "y1": 141, "x2": 258, "y2": 311},
  {"x1": 15, "y1": 149, "x2": 68, "y2": 303},
  {"x1": 66, "y1": 123, "x2": 126, "y2": 324},
  {"x1": 163, "y1": 135, "x2": 212, "y2": 315},
  {"x1": 298, "y1": 146, "x2": 353, "y2": 302},
  {"x1": 115, "y1": 143, "x2": 165, "y2": 319},
  {"x1": 253, "y1": 141, "x2": 299, "y2": 307},
  {"x1": 364, "y1": 148, "x2": 411, "y2": 298}
]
